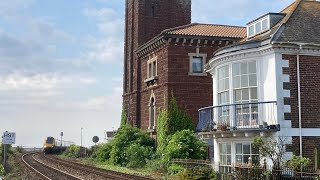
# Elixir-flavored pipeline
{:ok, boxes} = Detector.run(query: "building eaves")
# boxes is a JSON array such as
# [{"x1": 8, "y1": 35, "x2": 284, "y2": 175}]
[{"x1": 136, "y1": 23, "x2": 247, "y2": 57}]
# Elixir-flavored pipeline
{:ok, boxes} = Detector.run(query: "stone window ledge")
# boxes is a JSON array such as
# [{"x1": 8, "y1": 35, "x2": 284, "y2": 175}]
[
  {"x1": 188, "y1": 72, "x2": 207, "y2": 77},
  {"x1": 144, "y1": 76, "x2": 158, "y2": 87}
]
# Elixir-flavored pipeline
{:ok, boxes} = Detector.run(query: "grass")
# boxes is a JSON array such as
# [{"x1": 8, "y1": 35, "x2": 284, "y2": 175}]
[{"x1": 59, "y1": 155, "x2": 155, "y2": 177}]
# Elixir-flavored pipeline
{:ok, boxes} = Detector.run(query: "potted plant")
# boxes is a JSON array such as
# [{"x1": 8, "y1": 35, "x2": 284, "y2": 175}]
[
  {"x1": 263, "y1": 121, "x2": 268, "y2": 129},
  {"x1": 217, "y1": 121, "x2": 229, "y2": 131}
]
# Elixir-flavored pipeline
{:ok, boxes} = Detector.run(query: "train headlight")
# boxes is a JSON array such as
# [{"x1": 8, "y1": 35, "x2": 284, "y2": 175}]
[{"x1": 44, "y1": 145, "x2": 47, "y2": 148}]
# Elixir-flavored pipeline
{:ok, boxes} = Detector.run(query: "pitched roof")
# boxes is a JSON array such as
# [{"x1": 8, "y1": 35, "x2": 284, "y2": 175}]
[
  {"x1": 164, "y1": 23, "x2": 246, "y2": 39},
  {"x1": 277, "y1": 1, "x2": 320, "y2": 44},
  {"x1": 215, "y1": 0, "x2": 320, "y2": 56}
]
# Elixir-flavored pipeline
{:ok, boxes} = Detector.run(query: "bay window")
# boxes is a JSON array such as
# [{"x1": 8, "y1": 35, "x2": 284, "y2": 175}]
[
  {"x1": 217, "y1": 65, "x2": 230, "y2": 122},
  {"x1": 216, "y1": 60, "x2": 258, "y2": 128},
  {"x1": 235, "y1": 143, "x2": 259, "y2": 165},
  {"x1": 219, "y1": 143, "x2": 231, "y2": 165}
]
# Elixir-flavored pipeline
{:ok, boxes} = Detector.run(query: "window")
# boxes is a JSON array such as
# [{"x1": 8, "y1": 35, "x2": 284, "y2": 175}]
[
  {"x1": 247, "y1": 16, "x2": 269, "y2": 37},
  {"x1": 233, "y1": 61, "x2": 258, "y2": 127},
  {"x1": 248, "y1": 25, "x2": 254, "y2": 37},
  {"x1": 219, "y1": 143, "x2": 231, "y2": 165},
  {"x1": 235, "y1": 143, "x2": 259, "y2": 165},
  {"x1": 192, "y1": 57, "x2": 203, "y2": 73},
  {"x1": 217, "y1": 65, "x2": 230, "y2": 122},
  {"x1": 188, "y1": 53, "x2": 207, "y2": 75},
  {"x1": 216, "y1": 61, "x2": 258, "y2": 128},
  {"x1": 147, "y1": 55, "x2": 157, "y2": 79},
  {"x1": 149, "y1": 97, "x2": 155, "y2": 129}
]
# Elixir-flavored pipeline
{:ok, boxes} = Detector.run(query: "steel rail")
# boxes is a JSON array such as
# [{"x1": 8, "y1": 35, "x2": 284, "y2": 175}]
[
  {"x1": 22, "y1": 153, "x2": 83, "y2": 180},
  {"x1": 46, "y1": 155, "x2": 155, "y2": 180}
]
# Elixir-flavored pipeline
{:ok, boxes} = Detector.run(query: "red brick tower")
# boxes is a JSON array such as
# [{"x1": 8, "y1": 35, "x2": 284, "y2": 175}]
[{"x1": 123, "y1": 0, "x2": 192, "y2": 127}]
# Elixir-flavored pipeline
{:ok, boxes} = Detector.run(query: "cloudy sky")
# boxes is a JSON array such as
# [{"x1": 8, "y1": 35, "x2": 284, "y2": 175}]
[{"x1": 0, "y1": 0, "x2": 293, "y2": 147}]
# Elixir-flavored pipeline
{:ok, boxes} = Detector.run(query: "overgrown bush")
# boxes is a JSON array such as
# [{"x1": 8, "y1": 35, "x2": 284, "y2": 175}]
[
  {"x1": 109, "y1": 125, "x2": 155, "y2": 167},
  {"x1": 95, "y1": 143, "x2": 112, "y2": 162},
  {"x1": 146, "y1": 158, "x2": 169, "y2": 173},
  {"x1": 165, "y1": 129, "x2": 207, "y2": 160},
  {"x1": 167, "y1": 97, "x2": 194, "y2": 135},
  {"x1": 179, "y1": 166, "x2": 217, "y2": 180},
  {"x1": 0, "y1": 164, "x2": 4, "y2": 176},
  {"x1": 167, "y1": 163, "x2": 185, "y2": 175},
  {"x1": 287, "y1": 155, "x2": 310, "y2": 170},
  {"x1": 63, "y1": 145, "x2": 81, "y2": 158},
  {"x1": 126, "y1": 143, "x2": 153, "y2": 168},
  {"x1": 156, "y1": 108, "x2": 169, "y2": 155}
]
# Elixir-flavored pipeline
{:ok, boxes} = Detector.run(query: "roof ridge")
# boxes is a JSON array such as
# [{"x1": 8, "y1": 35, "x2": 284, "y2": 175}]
[
  {"x1": 188, "y1": 23, "x2": 245, "y2": 28},
  {"x1": 281, "y1": 0, "x2": 303, "y2": 24},
  {"x1": 162, "y1": 23, "x2": 198, "y2": 34}
]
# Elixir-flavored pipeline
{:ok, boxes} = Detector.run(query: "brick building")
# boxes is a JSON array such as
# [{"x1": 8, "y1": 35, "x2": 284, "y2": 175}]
[
  {"x1": 122, "y1": 0, "x2": 246, "y2": 132},
  {"x1": 197, "y1": 0, "x2": 320, "y2": 169}
]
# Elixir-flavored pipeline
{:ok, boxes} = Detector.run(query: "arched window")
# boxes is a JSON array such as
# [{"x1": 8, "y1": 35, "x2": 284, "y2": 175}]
[{"x1": 149, "y1": 96, "x2": 156, "y2": 129}]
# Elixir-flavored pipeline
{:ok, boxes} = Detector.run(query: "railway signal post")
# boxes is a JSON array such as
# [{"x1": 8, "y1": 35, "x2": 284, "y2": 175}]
[{"x1": 2, "y1": 131, "x2": 16, "y2": 174}]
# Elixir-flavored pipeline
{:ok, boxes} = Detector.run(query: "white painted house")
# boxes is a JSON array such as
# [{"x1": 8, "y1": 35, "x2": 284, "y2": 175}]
[{"x1": 197, "y1": 0, "x2": 320, "y2": 170}]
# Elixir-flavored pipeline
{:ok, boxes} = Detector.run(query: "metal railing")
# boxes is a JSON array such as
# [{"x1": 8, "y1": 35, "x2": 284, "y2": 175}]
[{"x1": 196, "y1": 101, "x2": 277, "y2": 132}]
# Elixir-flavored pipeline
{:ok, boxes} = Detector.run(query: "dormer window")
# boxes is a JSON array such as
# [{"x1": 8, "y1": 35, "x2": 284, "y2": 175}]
[{"x1": 247, "y1": 13, "x2": 285, "y2": 38}]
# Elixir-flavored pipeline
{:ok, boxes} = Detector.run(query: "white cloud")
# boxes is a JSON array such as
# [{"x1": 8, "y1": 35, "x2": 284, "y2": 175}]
[
  {"x1": 83, "y1": 7, "x2": 124, "y2": 63},
  {"x1": 83, "y1": 8, "x2": 118, "y2": 22},
  {"x1": 0, "y1": 0, "x2": 35, "y2": 19}
]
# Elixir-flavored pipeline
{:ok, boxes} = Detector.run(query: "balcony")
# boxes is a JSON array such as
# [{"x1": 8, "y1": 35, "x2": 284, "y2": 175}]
[{"x1": 196, "y1": 101, "x2": 279, "y2": 136}]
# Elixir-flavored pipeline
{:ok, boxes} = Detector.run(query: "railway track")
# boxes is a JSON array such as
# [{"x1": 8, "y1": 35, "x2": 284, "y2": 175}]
[
  {"x1": 45, "y1": 154, "x2": 155, "y2": 180},
  {"x1": 22, "y1": 153, "x2": 83, "y2": 180}
]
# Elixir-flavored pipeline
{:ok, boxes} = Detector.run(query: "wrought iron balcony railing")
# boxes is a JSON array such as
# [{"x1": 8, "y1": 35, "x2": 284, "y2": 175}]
[{"x1": 196, "y1": 101, "x2": 278, "y2": 132}]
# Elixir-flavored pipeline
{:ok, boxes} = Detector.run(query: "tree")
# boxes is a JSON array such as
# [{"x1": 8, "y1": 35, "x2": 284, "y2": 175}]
[
  {"x1": 252, "y1": 136, "x2": 287, "y2": 169},
  {"x1": 167, "y1": 97, "x2": 194, "y2": 135},
  {"x1": 164, "y1": 129, "x2": 207, "y2": 160}
]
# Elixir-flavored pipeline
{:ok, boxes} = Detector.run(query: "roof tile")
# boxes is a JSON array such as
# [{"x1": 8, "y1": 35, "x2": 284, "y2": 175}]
[{"x1": 165, "y1": 23, "x2": 246, "y2": 39}]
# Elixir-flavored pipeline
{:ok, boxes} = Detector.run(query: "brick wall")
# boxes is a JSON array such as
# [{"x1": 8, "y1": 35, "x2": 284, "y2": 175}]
[
  {"x1": 283, "y1": 54, "x2": 320, "y2": 128},
  {"x1": 167, "y1": 44, "x2": 224, "y2": 127},
  {"x1": 287, "y1": 136, "x2": 320, "y2": 168},
  {"x1": 123, "y1": 0, "x2": 191, "y2": 127},
  {"x1": 139, "y1": 47, "x2": 169, "y2": 130}
]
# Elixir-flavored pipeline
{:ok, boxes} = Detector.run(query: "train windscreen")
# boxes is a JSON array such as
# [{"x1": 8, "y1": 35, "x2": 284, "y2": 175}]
[{"x1": 46, "y1": 137, "x2": 54, "y2": 144}]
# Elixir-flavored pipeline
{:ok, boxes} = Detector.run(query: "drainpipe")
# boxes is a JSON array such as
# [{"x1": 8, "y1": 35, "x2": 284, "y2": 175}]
[
  {"x1": 297, "y1": 44, "x2": 303, "y2": 158},
  {"x1": 272, "y1": 41, "x2": 307, "y2": 158}
]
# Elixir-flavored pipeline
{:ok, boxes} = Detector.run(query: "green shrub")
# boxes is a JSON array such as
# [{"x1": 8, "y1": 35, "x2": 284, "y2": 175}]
[
  {"x1": 63, "y1": 145, "x2": 81, "y2": 158},
  {"x1": 95, "y1": 143, "x2": 112, "y2": 162},
  {"x1": 146, "y1": 158, "x2": 169, "y2": 173},
  {"x1": 167, "y1": 97, "x2": 194, "y2": 135},
  {"x1": 179, "y1": 166, "x2": 217, "y2": 180},
  {"x1": 109, "y1": 125, "x2": 155, "y2": 167},
  {"x1": 156, "y1": 108, "x2": 169, "y2": 156},
  {"x1": 165, "y1": 129, "x2": 207, "y2": 160},
  {"x1": 168, "y1": 163, "x2": 185, "y2": 175},
  {"x1": 0, "y1": 164, "x2": 4, "y2": 176},
  {"x1": 125, "y1": 143, "x2": 154, "y2": 168},
  {"x1": 287, "y1": 155, "x2": 310, "y2": 170}
]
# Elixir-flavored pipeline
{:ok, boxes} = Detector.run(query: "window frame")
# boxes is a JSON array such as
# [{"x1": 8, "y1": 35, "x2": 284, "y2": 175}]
[
  {"x1": 148, "y1": 94, "x2": 156, "y2": 130},
  {"x1": 188, "y1": 53, "x2": 207, "y2": 76},
  {"x1": 247, "y1": 16, "x2": 270, "y2": 38},
  {"x1": 219, "y1": 143, "x2": 232, "y2": 166},
  {"x1": 147, "y1": 55, "x2": 157, "y2": 79},
  {"x1": 235, "y1": 142, "x2": 260, "y2": 165}
]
